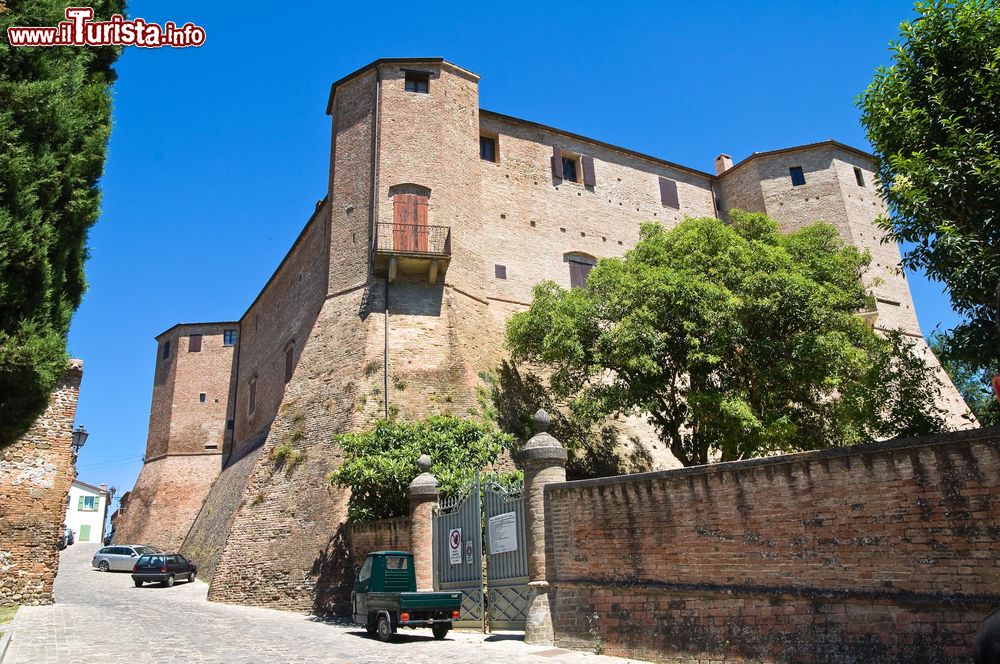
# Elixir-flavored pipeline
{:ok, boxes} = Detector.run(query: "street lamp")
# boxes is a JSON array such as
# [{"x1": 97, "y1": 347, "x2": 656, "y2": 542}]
[{"x1": 71, "y1": 425, "x2": 88, "y2": 453}]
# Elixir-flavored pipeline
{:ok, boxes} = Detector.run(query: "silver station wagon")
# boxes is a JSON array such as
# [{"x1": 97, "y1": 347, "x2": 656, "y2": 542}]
[{"x1": 92, "y1": 545, "x2": 161, "y2": 572}]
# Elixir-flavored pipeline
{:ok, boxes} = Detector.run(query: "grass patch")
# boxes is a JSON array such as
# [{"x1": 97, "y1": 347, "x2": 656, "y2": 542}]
[
  {"x1": 0, "y1": 605, "x2": 17, "y2": 625},
  {"x1": 270, "y1": 441, "x2": 304, "y2": 471}
]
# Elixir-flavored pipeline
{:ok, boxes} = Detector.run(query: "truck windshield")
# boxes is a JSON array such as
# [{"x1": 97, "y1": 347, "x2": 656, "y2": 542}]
[{"x1": 385, "y1": 556, "x2": 408, "y2": 570}]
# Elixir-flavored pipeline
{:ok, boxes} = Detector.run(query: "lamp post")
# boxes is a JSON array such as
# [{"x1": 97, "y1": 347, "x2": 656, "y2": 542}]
[{"x1": 70, "y1": 425, "x2": 88, "y2": 454}]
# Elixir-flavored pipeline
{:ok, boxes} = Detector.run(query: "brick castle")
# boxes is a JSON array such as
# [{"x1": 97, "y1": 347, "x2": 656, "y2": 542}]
[{"x1": 113, "y1": 58, "x2": 975, "y2": 612}]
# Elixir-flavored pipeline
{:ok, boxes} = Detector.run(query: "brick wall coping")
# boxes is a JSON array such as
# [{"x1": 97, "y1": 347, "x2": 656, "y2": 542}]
[
  {"x1": 547, "y1": 425, "x2": 1000, "y2": 493},
  {"x1": 347, "y1": 516, "x2": 411, "y2": 534}
]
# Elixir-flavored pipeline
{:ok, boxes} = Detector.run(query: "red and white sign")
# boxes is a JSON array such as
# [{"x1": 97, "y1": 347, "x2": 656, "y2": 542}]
[{"x1": 448, "y1": 528, "x2": 462, "y2": 565}]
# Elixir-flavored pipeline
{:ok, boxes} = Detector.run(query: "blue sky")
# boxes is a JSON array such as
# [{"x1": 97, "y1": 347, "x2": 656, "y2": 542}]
[{"x1": 67, "y1": 0, "x2": 956, "y2": 502}]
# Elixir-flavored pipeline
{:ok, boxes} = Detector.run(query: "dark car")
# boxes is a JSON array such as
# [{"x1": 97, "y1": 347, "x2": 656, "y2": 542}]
[{"x1": 131, "y1": 553, "x2": 196, "y2": 588}]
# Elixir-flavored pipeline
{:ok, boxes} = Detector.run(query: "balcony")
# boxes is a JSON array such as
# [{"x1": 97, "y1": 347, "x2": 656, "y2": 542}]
[{"x1": 374, "y1": 223, "x2": 452, "y2": 283}]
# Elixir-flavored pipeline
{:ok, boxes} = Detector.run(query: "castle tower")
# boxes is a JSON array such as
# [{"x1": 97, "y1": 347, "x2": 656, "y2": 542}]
[
  {"x1": 114, "y1": 322, "x2": 237, "y2": 550},
  {"x1": 716, "y1": 143, "x2": 975, "y2": 427}
]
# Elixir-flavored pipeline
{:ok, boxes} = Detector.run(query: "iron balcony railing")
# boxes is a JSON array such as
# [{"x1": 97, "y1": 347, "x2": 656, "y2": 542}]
[{"x1": 375, "y1": 223, "x2": 451, "y2": 257}]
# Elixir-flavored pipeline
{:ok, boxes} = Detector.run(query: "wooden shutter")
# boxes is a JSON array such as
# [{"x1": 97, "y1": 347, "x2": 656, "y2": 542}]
[
  {"x1": 581, "y1": 156, "x2": 596, "y2": 186},
  {"x1": 659, "y1": 177, "x2": 679, "y2": 209},
  {"x1": 188, "y1": 334, "x2": 202, "y2": 353},
  {"x1": 78, "y1": 496, "x2": 84, "y2": 511},
  {"x1": 569, "y1": 261, "x2": 593, "y2": 288},
  {"x1": 551, "y1": 146, "x2": 562, "y2": 180},
  {"x1": 415, "y1": 194, "x2": 428, "y2": 252}
]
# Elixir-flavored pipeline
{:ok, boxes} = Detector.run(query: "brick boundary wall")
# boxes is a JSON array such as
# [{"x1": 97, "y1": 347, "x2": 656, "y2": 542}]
[
  {"x1": 544, "y1": 427, "x2": 1000, "y2": 663},
  {"x1": 0, "y1": 361, "x2": 83, "y2": 606},
  {"x1": 346, "y1": 516, "x2": 411, "y2": 576}
]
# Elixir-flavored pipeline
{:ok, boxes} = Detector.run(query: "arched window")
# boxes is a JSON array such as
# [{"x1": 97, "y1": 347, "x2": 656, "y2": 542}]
[{"x1": 564, "y1": 252, "x2": 597, "y2": 288}]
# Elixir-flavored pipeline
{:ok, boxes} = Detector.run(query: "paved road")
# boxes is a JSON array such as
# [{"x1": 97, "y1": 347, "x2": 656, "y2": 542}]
[{"x1": 6, "y1": 543, "x2": 644, "y2": 664}]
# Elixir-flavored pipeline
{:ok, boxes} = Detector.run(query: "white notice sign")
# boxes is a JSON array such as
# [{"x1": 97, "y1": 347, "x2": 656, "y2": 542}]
[
  {"x1": 465, "y1": 540, "x2": 474, "y2": 564},
  {"x1": 488, "y1": 511, "x2": 518, "y2": 555},
  {"x1": 448, "y1": 527, "x2": 462, "y2": 565}
]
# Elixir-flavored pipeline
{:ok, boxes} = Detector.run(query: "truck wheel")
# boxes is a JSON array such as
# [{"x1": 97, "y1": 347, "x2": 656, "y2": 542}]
[
  {"x1": 432, "y1": 624, "x2": 450, "y2": 640},
  {"x1": 377, "y1": 614, "x2": 392, "y2": 642}
]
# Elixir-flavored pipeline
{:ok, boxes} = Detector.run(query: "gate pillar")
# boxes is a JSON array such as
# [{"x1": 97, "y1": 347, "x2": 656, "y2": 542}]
[
  {"x1": 520, "y1": 409, "x2": 566, "y2": 645},
  {"x1": 408, "y1": 454, "x2": 439, "y2": 591}
]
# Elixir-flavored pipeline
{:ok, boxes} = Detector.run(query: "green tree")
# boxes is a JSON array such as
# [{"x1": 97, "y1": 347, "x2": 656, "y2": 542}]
[
  {"x1": 506, "y1": 213, "x2": 948, "y2": 467},
  {"x1": 327, "y1": 415, "x2": 517, "y2": 521},
  {"x1": 857, "y1": 0, "x2": 1000, "y2": 381},
  {"x1": 930, "y1": 332, "x2": 1000, "y2": 425},
  {"x1": 0, "y1": 1, "x2": 123, "y2": 448}
]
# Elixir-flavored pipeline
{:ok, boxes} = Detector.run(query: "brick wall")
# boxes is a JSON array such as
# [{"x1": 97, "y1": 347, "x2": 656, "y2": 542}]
[
  {"x1": 113, "y1": 454, "x2": 220, "y2": 552},
  {"x1": 544, "y1": 427, "x2": 1000, "y2": 663},
  {"x1": 0, "y1": 361, "x2": 83, "y2": 606},
  {"x1": 347, "y1": 517, "x2": 411, "y2": 574},
  {"x1": 180, "y1": 446, "x2": 263, "y2": 583}
]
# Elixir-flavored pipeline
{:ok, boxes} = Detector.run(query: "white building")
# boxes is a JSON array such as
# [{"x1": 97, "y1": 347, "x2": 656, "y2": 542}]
[{"x1": 66, "y1": 480, "x2": 109, "y2": 544}]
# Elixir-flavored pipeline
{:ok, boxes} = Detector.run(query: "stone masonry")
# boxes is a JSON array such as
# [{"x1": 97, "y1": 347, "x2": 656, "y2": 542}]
[
  {"x1": 0, "y1": 361, "x2": 83, "y2": 606},
  {"x1": 121, "y1": 57, "x2": 976, "y2": 615}
]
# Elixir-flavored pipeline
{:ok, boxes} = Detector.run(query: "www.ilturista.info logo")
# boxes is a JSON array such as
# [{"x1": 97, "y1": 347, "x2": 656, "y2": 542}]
[{"x1": 7, "y1": 7, "x2": 205, "y2": 48}]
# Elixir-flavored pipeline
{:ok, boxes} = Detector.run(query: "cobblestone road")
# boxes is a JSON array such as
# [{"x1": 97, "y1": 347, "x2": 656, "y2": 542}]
[{"x1": 5, "y1": 544, "x2": 645, "y2": 664}]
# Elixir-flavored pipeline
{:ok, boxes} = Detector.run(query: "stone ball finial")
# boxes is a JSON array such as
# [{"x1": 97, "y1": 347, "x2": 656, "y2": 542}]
[
  {"x1": 533, "y1": 409, "x2": 551, "y2": 433},
  {"x1": 417, "y1": 454, "x2": 432, "y2": 473}
]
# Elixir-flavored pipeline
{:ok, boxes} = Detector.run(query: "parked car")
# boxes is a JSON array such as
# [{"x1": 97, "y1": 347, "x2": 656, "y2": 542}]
[
  {"x1": 131, "y1": 553, "x2": 196, "y2": 588},
  {"x1": 92, "y1": 545, "x2": 160, "y2": 572},
  {"x1": 64, "y1": 527, "x2": 74, "y2": 545},
  {"x1": 58, "y1": 532, "x2": 68, "y2": 550}
]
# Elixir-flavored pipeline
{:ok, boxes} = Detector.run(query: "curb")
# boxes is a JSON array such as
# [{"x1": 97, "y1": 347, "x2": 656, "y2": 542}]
[{"x1": 0, "y1": 605, "x2": 21, "y2": 663}]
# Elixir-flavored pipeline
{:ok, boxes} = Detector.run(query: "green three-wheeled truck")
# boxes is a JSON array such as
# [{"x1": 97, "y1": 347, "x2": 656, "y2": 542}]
[{"x1": 351, "y1": 551, "x2": 463, "y2": 642}]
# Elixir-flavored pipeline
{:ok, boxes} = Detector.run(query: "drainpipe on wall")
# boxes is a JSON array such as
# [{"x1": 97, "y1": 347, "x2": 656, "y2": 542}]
[{"x1": 366, "y1": 67, "x2": 389, "y2": 420}]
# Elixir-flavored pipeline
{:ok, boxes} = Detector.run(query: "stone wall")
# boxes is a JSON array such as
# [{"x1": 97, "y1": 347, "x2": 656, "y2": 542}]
[
  {"x1": 0, "y1": 361, "x2": 83, "y2": 606},
  {"x1": 346, "y1": 517, "x2": 411, "y2": 574},
  {"x1": 113, "y1": 454, "x2": 221, "y2": 552},
  {"x1": 181, "y1": 446, "x2": 264, "y2": 583},
  {"x1": 544, "y1": 427, "x2": 1000, "y2": 663}
]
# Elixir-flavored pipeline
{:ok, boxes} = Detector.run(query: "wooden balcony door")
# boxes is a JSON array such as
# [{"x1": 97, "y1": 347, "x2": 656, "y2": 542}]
[{"x1": 393, "y1": 193, "x2": 428, "y2": 253}]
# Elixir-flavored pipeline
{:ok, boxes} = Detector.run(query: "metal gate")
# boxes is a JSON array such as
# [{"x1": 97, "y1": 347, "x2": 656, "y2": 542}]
[{"x1": 432, "y1": 471, "x2": 529, "y2": 630}]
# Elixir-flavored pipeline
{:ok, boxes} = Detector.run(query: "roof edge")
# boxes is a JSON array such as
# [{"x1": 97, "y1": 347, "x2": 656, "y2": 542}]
[
  {"x1": 155, "y1": 321, "x2": 239, "y2": 340},
  {"x1": 481, "y1": 109, "x2": 715, "y2": 180},
  {"x1": 720, "y1": 139, "x2": 874, "y2": 179},
  {"x1": 325, "y1": 58, "x2": 479, "y2": 115}
]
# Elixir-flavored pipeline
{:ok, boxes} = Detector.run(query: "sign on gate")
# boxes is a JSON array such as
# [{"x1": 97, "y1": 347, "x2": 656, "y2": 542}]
[
  {"x1": 488, "y1": 512, "x2": 518, "y2": 554},
  {"x1": 448, "y1": 528, "x2": 462, "y2": 564},
  {"x1": 465, "y1": 540, "x2": 474, "y2": 564}
]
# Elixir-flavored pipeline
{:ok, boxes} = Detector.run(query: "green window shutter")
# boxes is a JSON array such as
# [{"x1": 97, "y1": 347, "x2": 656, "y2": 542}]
[{"x1": 78, "y1": 496, "x2": 84, "y2": 511}]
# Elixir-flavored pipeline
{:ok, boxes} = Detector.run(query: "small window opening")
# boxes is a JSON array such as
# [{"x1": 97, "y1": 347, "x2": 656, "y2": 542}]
[
  {"x1": 248, "y1": 377, "x2": 257, "y2": 416},
  {"x1": 404, "y1": 71, "x2": 429, "y2": 94},
  {"x1": 199, "y1": 393, "x2": 206, "y2": 403},
  {"x1": 562, "y1": 157, "x2": 578, "y2": 182},
  {"x1": 854, "y1": 167, "x2": 866, "y2": 187},
  {"x1": 162, "y1": 340, "x2": 170, "y2": 359},
  {"x1": 495, "y1": 264, "x2": 507, "y2": 279},
  {"x1": 789, "y1": 166, "x2": 806, "y2": 187},
  {"x1": 284, "y1": 343, "x2": 294, "y2": 384},
  {"x1": 480, "y1": 136, "x2": 497, "y2": 162},
  {"x1": 223, "y1": 329, "x2": 237, "y2": 346}
]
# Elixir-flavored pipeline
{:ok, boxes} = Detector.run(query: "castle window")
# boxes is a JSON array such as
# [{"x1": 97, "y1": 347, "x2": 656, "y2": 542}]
[
  {"x1": 789, "y1": 166, "x2": 806, "y2": 187},
  {"x1": 480, "y1": 136, "x2": 497, "y2": 162},
  {"x1": 495, "y1": 264, "x2": 507, "y2": 279},
  {"x1": 404, "y1": 71, "x2": 429, "y2": 94},
  {"x1": 162, "y1": 340, "x2": 170, "y2": 359},
  {"x1": 199, "y1": 393, "x2": 206, "y2": 403},
  {"x1": 226, "y1": 419, "x2": 234, "y2": 431},
  {"x1": 248, "y1": 377, "x2": 257, "y2": 416},
  {"x1": 189, "y1": 334, "x2": 202, "y2": 353},
  {"x1": 223, "y1": 329, "x2": 237, "y2": 346},
  {"x1": 562, "y1": 157, "x2": 579, "y2": 183},
  {"x1": 565, "y1": 253, "x2": 597, "y2": 288},
  {"x1": 284, "y1": 342, "x2": 294, "y2": 384},
  {"x1": 659, "y1": 177, "x2": 679, "y2": 209},
  {"x1": 854, "y1": 167, "x2": 866, "y2": 187}
]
